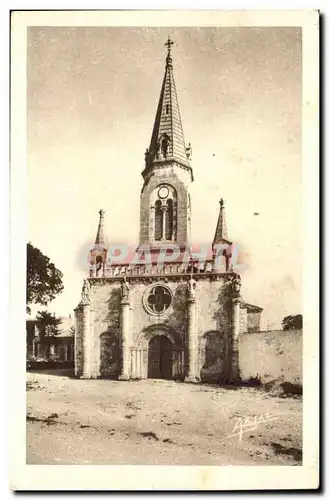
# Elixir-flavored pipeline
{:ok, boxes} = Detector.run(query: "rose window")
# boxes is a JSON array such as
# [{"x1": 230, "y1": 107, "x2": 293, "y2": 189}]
[{"x1": 145, "y1": 285, "x2": 172, "y2": 314}]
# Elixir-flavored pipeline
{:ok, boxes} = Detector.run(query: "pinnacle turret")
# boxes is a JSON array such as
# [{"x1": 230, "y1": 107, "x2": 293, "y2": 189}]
[
  {"x1": 95, "y1": 209, "x2": 105, "y2": 246},
  {"x1": 213, "y1": 198, "x2": 229, "y2": 245}
]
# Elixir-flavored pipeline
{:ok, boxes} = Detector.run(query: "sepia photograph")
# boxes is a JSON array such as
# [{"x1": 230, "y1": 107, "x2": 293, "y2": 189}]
[{"x1": 10, "y1": 9, "x2": 319, "y2": 491}]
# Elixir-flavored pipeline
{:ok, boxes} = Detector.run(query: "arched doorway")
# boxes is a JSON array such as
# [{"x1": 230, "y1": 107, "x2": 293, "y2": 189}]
[{"x1": 148, "y1": 335, "x2": 173, "y2": 380}]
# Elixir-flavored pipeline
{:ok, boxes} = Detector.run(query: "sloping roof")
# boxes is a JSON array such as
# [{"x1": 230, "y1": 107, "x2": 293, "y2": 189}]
[{"x1": 240, "y1": 302, "x2": 263, "y2": 313}]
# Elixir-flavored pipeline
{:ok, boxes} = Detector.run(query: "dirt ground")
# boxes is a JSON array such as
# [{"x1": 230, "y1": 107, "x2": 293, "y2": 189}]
[{"x1": 26, "y1": 371, "x2": 302, "y2": 466}]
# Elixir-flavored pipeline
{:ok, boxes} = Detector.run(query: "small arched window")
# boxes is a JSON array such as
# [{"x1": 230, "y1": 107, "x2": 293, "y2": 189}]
[
  {"x1": 161, "y1": 136, "x2": 169, "y2": 158},
  {"x1": 154, "y1": 200, "x2": 162, "y2": 241}
]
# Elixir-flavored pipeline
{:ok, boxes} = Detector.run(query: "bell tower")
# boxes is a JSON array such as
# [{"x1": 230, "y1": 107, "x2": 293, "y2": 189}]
[{"x1": 139, "y1": 37, "x2": 193, "y2": 251}]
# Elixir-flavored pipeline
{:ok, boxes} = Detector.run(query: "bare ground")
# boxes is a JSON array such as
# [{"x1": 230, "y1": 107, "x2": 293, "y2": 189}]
[{"x1": 26, "y1": 371, "x2": 302, "y2": 466}]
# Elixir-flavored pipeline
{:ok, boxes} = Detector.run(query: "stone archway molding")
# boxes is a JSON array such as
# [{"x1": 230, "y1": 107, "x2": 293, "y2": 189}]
[
  {"x1": 131, "y1": 324, "x2": 184, "y2": 380},
  {"x1": 135, "y1": 323, "x2": 182, "y2": 350}
]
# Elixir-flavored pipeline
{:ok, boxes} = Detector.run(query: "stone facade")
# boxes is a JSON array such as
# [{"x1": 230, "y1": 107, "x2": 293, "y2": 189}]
[
  {"x1": 74, "y1": 38, "x2": 262, "y2": 383},
  {"x1": 75, "y1": 270, "x2": 241, "y2": 382}
]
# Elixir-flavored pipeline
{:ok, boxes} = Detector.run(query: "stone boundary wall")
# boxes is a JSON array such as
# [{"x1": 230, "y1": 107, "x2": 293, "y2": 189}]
[{"x1": 239, "y1": 329, "x2": 302, "y2": 386}]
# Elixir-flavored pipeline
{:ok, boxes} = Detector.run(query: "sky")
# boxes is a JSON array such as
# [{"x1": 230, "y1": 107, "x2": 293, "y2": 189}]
[{"x1": 27, "y1": 26, "x2": 302, "y2": 328}]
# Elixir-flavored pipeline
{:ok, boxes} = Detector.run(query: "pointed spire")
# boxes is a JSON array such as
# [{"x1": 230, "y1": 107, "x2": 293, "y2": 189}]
[
  {"x1": 213, "y1": 198, "x2": 229, "y2": 244},
  {"x1": 144, "y1": 37, "x2": 192, "y2": 177},
  {"x1": 95, "y1": 209, "x2": 105, "y2": 246}
]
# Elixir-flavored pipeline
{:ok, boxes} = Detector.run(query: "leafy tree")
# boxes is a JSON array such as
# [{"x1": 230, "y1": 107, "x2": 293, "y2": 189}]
[
  {"x1": 27, "y1": 243, "x2": 64, "y2": 314},
  {"x1": 36, "y1": 311, "x2": 61, "y2": 341},
  {"x1": 282, "y1": 314, "x2": 303, "y2": 331}
]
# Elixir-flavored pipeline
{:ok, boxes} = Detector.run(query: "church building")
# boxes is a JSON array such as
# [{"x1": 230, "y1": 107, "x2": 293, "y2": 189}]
[{"x1": 74, "y1": 38, "x2": 262, "y2": 383}]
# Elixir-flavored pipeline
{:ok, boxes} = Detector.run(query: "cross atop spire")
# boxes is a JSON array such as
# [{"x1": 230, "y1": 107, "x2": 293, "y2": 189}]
[
  {"x1": 165, "y1": 36, "x2": 174, "y2": 68},
  {"x1": 165, "y1": 36, "x2": 174, "y2": 53}
]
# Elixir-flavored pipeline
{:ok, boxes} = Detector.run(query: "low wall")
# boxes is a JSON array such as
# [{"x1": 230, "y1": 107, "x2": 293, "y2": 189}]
[
  {"x1": 239, "y1": 329, "x2": 302, "y2": 385},
  {"x1": 27, "y1": 361, "x2": 74, "y2": 370}
]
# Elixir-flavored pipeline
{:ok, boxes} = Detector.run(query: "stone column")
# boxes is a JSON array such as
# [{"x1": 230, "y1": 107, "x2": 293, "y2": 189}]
[
  {"x1": 179, "y1": 350, "x2": 184, "y2": 379},
  {"x1": 161, "y1": 204, "x2": 167, "y2": 240},
  {"x1": 172, "y1": 349, "x2": 178, "y2": 379},
  {"x1": 81, "y1": 304, "x2": 92, "y2": 378},
  {"x1": 119, "y1": 278, "x2": 131, "y2": 380},
  {"x1": 141, "y1": 349, "x2": 148, "y2": 379},
  {"x1": 74, "y1": 279, "x2": 98, "y2": 378},
  {"x1": 131, "y1": 348, "x2": 144, "y2": 379},
  {"x1": 89, "y1": 263, "x2": 96, "y2": 278},
  {"x1": 74, "y1": 305, "x2": 82, "y2": 376},
  {"x1": 229, "y1": 274, "x2": 242, "y2": 383},
  {"x1": 131, "y1": 348, "x2": 136, "y2": 378},
  {"x1": 149, "y1": 205, "x2": 155, "y2": 242},
  {"x1": 32, "y1": 338, "x2": 37, "y2": 358},
  {"x1": 74, "y1": 302, "x2": 92, "y2": 378},
  {"x1": 185, "y1": 277, "x2": 198, "y2": 382},
  {"x1": 102, "y1": 249, "x2": 108, "y2": 277},
  {"x1": 230, "y1": 298, "x2": 241, "y2": 382}
]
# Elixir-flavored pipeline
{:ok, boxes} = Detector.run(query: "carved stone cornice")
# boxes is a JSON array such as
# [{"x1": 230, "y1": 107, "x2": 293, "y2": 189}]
[
  {"x1": 142, "y1": 159, "x2": 193, "y2": 182},
  {"x1": 88, "y1": 272, "x2": 230, "y2": 285}
]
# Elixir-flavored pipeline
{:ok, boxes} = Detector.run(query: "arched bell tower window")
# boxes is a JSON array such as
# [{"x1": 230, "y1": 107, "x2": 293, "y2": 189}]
[
  {"x1": 151, "y1": 185, "x2": 177, "y2": 242},
  {"x1": 154, "y1": 200, "x2": 162, "y2": 241}
]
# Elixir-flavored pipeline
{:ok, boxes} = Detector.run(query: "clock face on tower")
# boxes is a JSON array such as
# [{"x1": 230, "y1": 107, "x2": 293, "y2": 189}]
[{"x1": 158, "y1": 186, "x2": 169, "y2": 199}]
